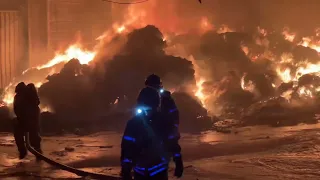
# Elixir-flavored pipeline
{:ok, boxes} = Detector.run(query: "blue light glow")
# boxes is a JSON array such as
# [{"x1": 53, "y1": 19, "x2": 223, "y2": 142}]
[
  {"x1": 160, "y1": 89, "x2": 164, "y2": 93},
  {"x1": 174, "y1": 153, "x2": 181, "y2": 157},
  {"x1": 123, "y1": 136, "x2": 136, "y2": 142},
  {"x1": 137, "y1": 109, "x2": 142, "y2": 114},
  {"x1": 135, "y1": 106, "x2": 151, "y2": 116}
]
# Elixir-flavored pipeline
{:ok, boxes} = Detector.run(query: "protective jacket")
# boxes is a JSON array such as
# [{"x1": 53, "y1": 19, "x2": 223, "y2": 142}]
[
  {"x1": 160, "y1": 90, "x2": 180, "y2": 140},
  {"x1": 121, "y1": 112, "x2": 181, "y2": 178}
]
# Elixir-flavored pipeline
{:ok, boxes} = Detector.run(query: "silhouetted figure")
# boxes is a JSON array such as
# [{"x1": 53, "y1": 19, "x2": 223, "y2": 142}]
[
  {"x1": 144, "y1": 74, "x2": 183, "y2": 178},
  {"x1": 25, "y1": 83, "x2": 42, "y2": 156},
  {"x1": 121, "y1": 86, "x2": 183, "y2": 180},
  {"x1": 145, "y1": 74, "x2": 182, "y2": 166},
  {"x1": 13, "y1": 82, "x2": 28, "y2": 159},
  {"x1": 13, "y1": 82, "x2": 42, "y2": 160}
]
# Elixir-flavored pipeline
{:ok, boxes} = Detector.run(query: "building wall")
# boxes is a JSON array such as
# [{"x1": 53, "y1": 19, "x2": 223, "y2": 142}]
[
  {"x1": 28, "y1": 0, "x2": 48, "y2": 67},
  {"x1": 47, "y1": 0, "x2": 112, "y2": 51},
  {"x1": 27, "y1": 0, "x2": 112, "y2": 67},
  {"x1": 0, "y1": 0, "x2": 28, "y2": 88}
]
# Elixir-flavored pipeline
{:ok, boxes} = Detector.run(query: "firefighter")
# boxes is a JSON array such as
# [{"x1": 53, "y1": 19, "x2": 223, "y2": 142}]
[
  {"x1": 25, "y1": 83, "x2": 42, "y2": 156},
  {"x1": 144, "y1": 74, "x2": 182, "y2": 178},
  {"x1": 13, "y1": 82, "x2": 28, "y2": 159},
  {"x1": 13, "y1": 83, "x2": 42, "y2": 160},
  {"x1": 121, "y1": 87, "x2": 183, "y2": 180},
  {"x1": 144, "y1": 74, "x2": 180, "y2": 147}
]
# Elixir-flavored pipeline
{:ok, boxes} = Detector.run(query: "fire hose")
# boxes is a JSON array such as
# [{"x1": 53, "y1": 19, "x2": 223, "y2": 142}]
[{"x1": 25, "y1": 132, "x2": 121, "y2": 180}]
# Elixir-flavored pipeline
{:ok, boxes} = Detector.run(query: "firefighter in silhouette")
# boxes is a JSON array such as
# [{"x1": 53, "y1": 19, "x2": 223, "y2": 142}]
[
  {"x1": 13, "y1": 82, "x2": 28, "y2": 159},
  {"x1": 144, "y1": 74, "x2": 180, "y2": 145},
  {"x1": 121, "y1": 87, "x2": 183, "y2": 180},
  {"x1": 13, "y1": 82, "x2": 42, "y2": 160},
  {"x1": 25, "y1": 83, "x2": 42, "y2": 156},
  {"x1": 144, "y1": 74, "x2": 182, "y2": 174}
]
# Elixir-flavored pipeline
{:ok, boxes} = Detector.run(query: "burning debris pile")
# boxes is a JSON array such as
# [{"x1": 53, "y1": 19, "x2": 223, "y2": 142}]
[
  {"x1": 1, "y1": 1, "x2": 320, "y2": 133},
  {"x1": 1, "y1": 24, "x2": 320, "y2": 132},
  {"x1": 0, "y1": 25, "x2": 207, "y2": 133},
  {"x1": 182, "y1": 28, "x2": 320, "y2": 126}
]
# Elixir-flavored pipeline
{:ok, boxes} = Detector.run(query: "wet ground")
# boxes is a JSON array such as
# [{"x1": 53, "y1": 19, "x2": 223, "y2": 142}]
[{"x1": 1, "y1": 124, "x2": 320, "y2": 179}]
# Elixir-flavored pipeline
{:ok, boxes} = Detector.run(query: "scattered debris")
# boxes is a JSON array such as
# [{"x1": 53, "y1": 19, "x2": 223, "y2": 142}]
[
  {"x1": 250, "y1": 136, "x2": 270, "y2": 140},
  {"x1": 50, "y1": 151, "x2": 67, "y2": 157},
  {"x1": 75, "y1": 145, "x2": 113, "y2": 149},
  {"x1": 65, "y1": 147, "x2": 75, "y2": 152}
]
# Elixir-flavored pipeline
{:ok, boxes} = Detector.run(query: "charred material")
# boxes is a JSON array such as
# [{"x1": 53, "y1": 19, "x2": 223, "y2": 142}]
[{"x1": 172, "y1": 92, "x2": 212, "y2": 132}]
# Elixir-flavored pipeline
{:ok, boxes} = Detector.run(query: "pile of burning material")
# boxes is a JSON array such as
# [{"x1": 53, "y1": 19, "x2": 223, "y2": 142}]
[
  {"x1": 30, "y1": 25, "x2": 202, "y2": 133},
  {"x1": 240, "y1": 96, "x2": 319, "y2": 127},
  {"x1": 38, "y1": 59, "x2": 94, "y2": 118},
  {"x1": 172, "y1": 92, "x2": 212, "y2": 133},
  {"x1": 2, "y1": 13, "x2": 320, "y2": 132}
]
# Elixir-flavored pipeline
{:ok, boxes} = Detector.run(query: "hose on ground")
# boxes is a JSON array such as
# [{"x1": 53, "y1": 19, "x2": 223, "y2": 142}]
[{"x1": 25, "y1": 132, "x2": 121, "y2": 180}]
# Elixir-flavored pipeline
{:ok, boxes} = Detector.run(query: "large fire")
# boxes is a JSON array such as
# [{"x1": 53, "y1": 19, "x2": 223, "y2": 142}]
[
  {"x1": 1, "y1": 1, "x2": 320, "y2": 118},
  {"x1": 0, "y1": 13, "x2": 135, "y2": 109},
  {"x1": 1, "y1": 45, "x2": 97, "y2": 109}
]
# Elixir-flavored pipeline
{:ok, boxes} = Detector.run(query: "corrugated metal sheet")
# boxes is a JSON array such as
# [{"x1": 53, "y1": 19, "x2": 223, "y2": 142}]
[{"x1": 0, "y1": 11, "x2": 20, "y2": 88}]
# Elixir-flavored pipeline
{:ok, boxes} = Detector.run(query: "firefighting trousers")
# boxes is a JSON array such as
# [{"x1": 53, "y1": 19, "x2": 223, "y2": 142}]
[
  {"x1": 134, "y1": 170, "x2": 168, "y2": 180},
  {"x1": 13, "y1": 121, "x2": 42, "y2": 154}
]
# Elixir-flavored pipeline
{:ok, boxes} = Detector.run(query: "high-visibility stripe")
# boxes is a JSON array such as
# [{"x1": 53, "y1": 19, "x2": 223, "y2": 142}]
[{"x1": 123, "y1": 136, "x2": 136, "y2": 142}]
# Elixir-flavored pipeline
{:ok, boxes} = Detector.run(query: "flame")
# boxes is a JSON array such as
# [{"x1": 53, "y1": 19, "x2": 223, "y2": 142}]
[
  {"x1": 35, "y1": 82, "x2": 43, "y2": 88},
  {"x1": 1, "y1": 44, "x2": 97, "y2": 108},
  {"x1": 40, "y1": 105, "x2": 53, "y2": 113},
  {"x1": 117, "y1": 26, "x2": 126, "y2": 33},
  {"x1": 200, "y1": 17, "x2": 214, "y2": 33},
  {"x1": 241, "y1": 44, "x2": 249, "y2": 56},
  {"x1": 35, "y1": 44, "x2": 96, "y2": 70},
  {"x1": 281, "y1": 89, "x2": 293, "y2": 101},
  {"x1": 217, "y1": 25, "x2": 234, "y2": 34},
  {"x1": 257, "y1": 27, "x2": 268, "y2": 37},
  {"x1": 240, "y1": 74, "x2": 255, "y2": 93},
  {"x1": 275, "y1": 44, "x2": 320, "y2": 100},
  {"x1": 298, "y1": 86, "x2": 313, "y2": 98},
  {"x1": 282, "y1": 28, "x2": 296, "y2": 42},
  {"x1": 282, "y1": 28, "x2": 320, "y2": 53},
  {"x1": 195, "y1": 78, "x2": 207, "y2": 107},
  {"x1": 276, "y1": 67, "x2": 292, "y2": 83},
  {"x1": 3, "y1": 92, "x2": 14, "y2": 105},
  {"x1": 277, "y1": 61, "x2": 320, "y2": 84},
  {"x1": 298, "y1": 37, "x2": 320, "y2": 53}
]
